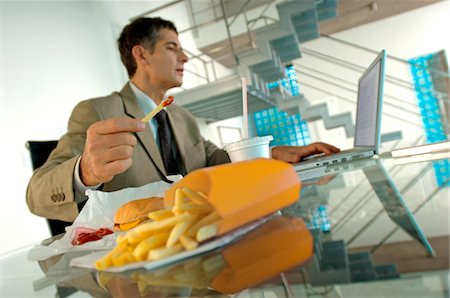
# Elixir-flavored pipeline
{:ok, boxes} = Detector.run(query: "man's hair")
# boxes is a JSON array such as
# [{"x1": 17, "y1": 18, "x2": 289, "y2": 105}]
[{"x1": 118, "y1": 17, "x2": 178, "y2": 77}]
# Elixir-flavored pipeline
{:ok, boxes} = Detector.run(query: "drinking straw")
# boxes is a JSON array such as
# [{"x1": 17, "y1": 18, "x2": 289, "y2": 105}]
[{"x1": 241, "y1": 77, "x2": 248, "y2": 139}]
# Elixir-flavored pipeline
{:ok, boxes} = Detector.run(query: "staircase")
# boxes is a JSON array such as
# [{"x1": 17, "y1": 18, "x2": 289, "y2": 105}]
[
  {"x1": 174, "y1": 0, "x2": 348, "y2": 133},
  {"x1": 277, "y1": 93, "x2": 355, "y2": 137}
]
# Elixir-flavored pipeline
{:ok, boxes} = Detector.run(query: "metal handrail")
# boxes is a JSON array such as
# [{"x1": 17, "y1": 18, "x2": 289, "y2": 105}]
[
  {"x1": 300, "y1": 47, "x2": 415, "y2": 89},
  {"x1": 295, "y1": 69, "x2": 421, "y2": 117},
  {"x1": 229, "y1": 0, "x2": 252, "y2": 27},
  {"x1": 294, "y1": 63, "x2": 419, "y2": 109},
  {"x1": 295, "y1": 77, "x2": 423, "y2": 128},
  {"x1": 322, "y1": 34, "x2": 450, "y2": 79}
]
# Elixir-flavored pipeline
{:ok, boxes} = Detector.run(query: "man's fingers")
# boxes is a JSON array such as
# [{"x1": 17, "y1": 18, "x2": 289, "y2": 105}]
[
  {"x1": 317, "y1": 142, "x2": 340, "y2": 153},
  {"x1": 83, "y1": 157, "x2": 133, "y2": 185},
  {"x1": 90, "y1": 118, "x2": 145, "y2": 135},
  {"x1": 103, "y1": 159, "x2": 133, "y2": 177},
  {"x1": 96, "y1": 132, "x2": 138, "y2": 149},
  {"x1": 106, "y1": 145, "x2": 134, "y2": 162},
  {"x1": 271, "y1": 146, "x2": 302, "y2": 163}
]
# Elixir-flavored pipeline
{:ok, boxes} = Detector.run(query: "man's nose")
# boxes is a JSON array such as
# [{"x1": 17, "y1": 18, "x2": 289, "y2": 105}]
[{"x1": 179, "y1": 51, "x2": 188, "y2": 63}]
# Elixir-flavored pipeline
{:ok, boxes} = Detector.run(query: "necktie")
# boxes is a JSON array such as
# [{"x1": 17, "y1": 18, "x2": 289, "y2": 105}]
[{"x1": 153, "y1": 110, "x2": 180, "y2": 175}]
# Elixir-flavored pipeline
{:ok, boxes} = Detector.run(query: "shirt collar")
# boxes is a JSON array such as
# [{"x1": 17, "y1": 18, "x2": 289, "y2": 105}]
[{"x1": 129, "y1": 81, "x2": 157, "y2": 116}]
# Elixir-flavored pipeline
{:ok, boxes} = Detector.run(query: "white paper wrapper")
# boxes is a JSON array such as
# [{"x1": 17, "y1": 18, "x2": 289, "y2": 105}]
[{"x1": 27, "y1": 176, "x2": 182, "y2": 261}]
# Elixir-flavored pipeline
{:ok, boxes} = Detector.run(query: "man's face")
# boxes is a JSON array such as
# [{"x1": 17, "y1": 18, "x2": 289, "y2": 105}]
[{"x1": 143, "y1": 28, "x2": 188, "y2": 90}]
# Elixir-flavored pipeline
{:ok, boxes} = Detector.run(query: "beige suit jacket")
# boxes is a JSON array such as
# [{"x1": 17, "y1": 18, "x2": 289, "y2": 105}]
[{"x1": 26, "y1": 84, "x2": 230, "y2": 222}]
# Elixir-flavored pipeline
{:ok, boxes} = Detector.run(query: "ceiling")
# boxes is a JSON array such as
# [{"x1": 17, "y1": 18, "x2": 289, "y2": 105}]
[
  {"x1": 319, "y1": 0, "x2": 445, "y2": 35},
  {"x1": 195, "y1": 0, "x2": 445, "y2": 68}
]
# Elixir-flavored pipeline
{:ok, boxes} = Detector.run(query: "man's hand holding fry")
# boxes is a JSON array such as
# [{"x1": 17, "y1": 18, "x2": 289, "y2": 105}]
[{"x1": 80, "y1": 118, "x2": 146, "y2": 186}]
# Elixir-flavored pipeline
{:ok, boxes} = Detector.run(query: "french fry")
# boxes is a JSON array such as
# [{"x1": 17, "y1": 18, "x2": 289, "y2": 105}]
[
  {"x1": 186, "y1": 211, "x2": 220, "y2": 238},
  {"x1": 116, "y1": 233, "x2": 128, "y2": 247},
  {"x1": 95, "y1": 255, "x2": 113, "y2": 270},
  {"x1": 147, "y1": 209, "x2": 173, "y2": 221},
  {"x1": 179, "y1": 234, "x2": 198, "y2": 251},
  {"x1": 181, "y1": 187, "x2": 210, "y2": 206},
  {"x1": 172, "y1": 188, "x2": 187, "y2": 215},
  {"x1": 132, "y1": 213, "x2": 189, "y2": 236},
  {"x1": 132, "y1": 232, "x2": 169, "y2": 261},
  {"x1": 196, "y1": 222, "x2": 219, "y2": 242},
  {"x1": 111, "y1": 250, "x2": 135, "y2": 267},
  {"x1": 175, "y1": 202, "x2": 213, "y2": 214},
  {"x1": 126, "y1": 231, "x2": 147, "y2": 244},
  {"x1": 148, "y1": 243, "x2": 183, "y2": 260},
  {"x1": 166, "y1": 213, "x2": 196, "y2": 247}
]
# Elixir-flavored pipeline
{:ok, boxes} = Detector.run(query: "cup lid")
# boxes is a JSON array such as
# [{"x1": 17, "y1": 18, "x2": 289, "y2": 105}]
[{"x1": 223, "y1": 135, "x2": 274, "y2": 151}]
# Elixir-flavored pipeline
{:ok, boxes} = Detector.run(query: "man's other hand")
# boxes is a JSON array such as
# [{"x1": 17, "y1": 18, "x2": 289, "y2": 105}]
[
  {"x1": 80, "y1": 118, "x2": 146, "y2": 186},
  {"x1": 271, "y1": 142, "x2": 340, "y2": 163}
]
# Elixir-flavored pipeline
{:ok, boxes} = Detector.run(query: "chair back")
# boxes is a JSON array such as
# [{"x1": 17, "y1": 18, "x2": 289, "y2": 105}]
[{"x1": 26, "y1": 140, "x2": 73, "y2": 236}]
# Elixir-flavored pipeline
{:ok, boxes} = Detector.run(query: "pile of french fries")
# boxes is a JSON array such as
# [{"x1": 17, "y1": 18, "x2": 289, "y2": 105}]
[{"x1": 95, "y1": 187, "x2": 221, "y2": 270}]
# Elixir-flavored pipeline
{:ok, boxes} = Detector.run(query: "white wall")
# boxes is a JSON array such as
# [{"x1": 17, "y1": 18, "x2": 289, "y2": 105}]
[
  {"x1": 0, "y1": 1, "x2": 125, "y2": 253},
  {"x1": 0, "y1": 1, "x2": 449, "y2": 254},
  {"x1": 0, "y1": 0, "x2": 231, "y2": 254}
]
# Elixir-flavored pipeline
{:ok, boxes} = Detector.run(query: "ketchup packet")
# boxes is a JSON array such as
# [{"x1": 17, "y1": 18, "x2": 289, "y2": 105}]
[{"x1": 71, "y1": 227, "x2": 113, "y2": 246}]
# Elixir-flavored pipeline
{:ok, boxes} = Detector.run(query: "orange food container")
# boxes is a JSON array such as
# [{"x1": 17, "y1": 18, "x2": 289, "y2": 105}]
[
  {"x1": 211, "y1": 216, "x2": 313, "y2": 293},
  {"x1": 164, "y1": 158, "x2": 301, "y2": 236}
]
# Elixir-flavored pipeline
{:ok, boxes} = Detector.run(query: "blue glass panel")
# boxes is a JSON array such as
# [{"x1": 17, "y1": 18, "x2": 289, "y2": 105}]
[{"x1": 409, "y1": 53, "x2": 448, "y2": 188}]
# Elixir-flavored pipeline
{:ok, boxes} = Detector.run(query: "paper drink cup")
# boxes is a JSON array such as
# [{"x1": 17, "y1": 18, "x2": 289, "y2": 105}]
[{"x1": 224, "y1": 135, "x2": 273, "y2": 162}]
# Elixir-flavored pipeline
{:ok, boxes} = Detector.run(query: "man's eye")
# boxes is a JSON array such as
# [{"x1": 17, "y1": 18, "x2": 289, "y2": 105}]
[{"x1": 167, "y1": 47, "x2": 175, "y2": 51}]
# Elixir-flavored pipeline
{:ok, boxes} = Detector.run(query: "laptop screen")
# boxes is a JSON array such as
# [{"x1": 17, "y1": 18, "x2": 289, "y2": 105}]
[{"x1": 354, "y1": 52, "x2": 385, "y2": 148}]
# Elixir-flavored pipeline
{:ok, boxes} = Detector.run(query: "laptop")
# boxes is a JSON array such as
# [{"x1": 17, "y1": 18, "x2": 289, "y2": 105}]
[
  {"x1": 362, "y1": 160, "x2": 434, "y2": 256},
  {"x1": 295, "y1": 50, "x2": 386, "y2": 172}
]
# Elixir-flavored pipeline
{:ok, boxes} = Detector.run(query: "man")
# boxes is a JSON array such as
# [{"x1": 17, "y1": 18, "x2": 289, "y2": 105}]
[{"x1": 27, "y1": 18, "x2": 339, "y2": 222}]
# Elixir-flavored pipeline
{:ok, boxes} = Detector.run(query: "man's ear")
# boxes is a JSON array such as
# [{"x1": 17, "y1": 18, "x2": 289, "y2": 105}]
[{"x1": 131, "y1": 45, "x2": 150, "y2": 66}]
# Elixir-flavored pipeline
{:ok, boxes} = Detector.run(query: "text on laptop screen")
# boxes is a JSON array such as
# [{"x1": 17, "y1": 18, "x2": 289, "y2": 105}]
[{"x1": 354, "y1": 59, "x2": 381, "y2": 147}]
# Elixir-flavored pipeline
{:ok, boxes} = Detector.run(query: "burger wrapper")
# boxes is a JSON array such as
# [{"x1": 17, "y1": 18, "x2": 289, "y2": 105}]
[{"x1": 164, "y1": 158, "x2": 301, "y2": 236}]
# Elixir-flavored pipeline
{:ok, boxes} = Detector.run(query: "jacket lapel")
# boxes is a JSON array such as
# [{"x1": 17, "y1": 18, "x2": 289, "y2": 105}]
[{"x1": 119, "y1": 84, "x2": 167, "y2": 175}]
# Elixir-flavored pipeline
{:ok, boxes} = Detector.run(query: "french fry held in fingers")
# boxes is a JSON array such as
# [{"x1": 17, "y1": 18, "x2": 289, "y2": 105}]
[
  {"x1": 140, "y1": 96, "x2": 174, "y2": 123},
  {"x1": 95, "y1": 186, "x2": 220, "y2": 270}
]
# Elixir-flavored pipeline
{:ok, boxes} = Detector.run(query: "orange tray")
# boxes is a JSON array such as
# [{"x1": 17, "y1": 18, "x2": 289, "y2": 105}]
[{"x1": 164, "y1": 158, "x2": 301, "y2": 236}]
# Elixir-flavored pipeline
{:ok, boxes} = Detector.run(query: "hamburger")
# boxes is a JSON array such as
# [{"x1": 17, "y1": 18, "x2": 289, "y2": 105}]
[{"x1": 114, "y1": 197, "x2": 165, "y2": 231}]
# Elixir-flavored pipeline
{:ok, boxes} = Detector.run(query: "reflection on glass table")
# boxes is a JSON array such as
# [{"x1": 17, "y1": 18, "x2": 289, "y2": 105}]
[
  {"x1": 31, "y1": 216, "x2": 312, "y2": 297},
  {"x1": 283, "y1": 152, "x2": 449, "y2": 292}
]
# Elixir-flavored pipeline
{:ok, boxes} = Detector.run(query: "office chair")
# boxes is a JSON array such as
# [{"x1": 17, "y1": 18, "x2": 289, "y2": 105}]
[{"x1": 26, "y1": 140, "x2": 73, "y2": 236}]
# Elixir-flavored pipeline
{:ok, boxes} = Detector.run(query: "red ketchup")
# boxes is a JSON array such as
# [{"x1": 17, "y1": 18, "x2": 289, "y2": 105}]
[
  {"x1": 71, "y1": 227, "x2": 113, "y2": 245},
  {"x1": 162, "y1": 96, "x2": 174, "y2": 107}
]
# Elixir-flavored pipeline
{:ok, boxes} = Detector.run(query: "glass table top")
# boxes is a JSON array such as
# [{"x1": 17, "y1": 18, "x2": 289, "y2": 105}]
[{"x1": 1, "y1": 153, "x2": 448, "y2": 297}]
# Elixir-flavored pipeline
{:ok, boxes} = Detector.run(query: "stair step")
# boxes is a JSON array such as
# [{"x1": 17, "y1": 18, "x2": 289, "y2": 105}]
[
  {"x1": 271, "y1": 35, "x2": 302, "y2": 62},
  {"x1": 316, "y1": 0, "x2": 339, "y2": 21}
]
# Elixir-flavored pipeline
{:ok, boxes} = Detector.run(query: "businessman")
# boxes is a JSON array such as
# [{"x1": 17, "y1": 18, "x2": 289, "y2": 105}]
[{"x1": 27, "y1": 17, "x2": 339, "y2": 222}]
